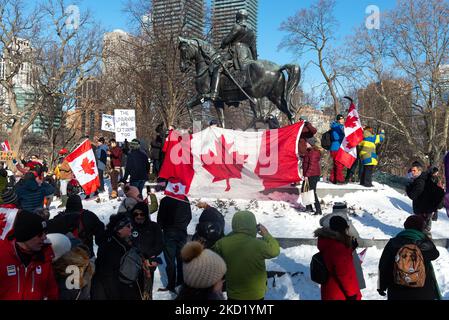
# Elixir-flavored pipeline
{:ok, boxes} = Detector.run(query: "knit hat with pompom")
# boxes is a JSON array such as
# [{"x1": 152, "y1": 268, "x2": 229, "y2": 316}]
[{"x1": 181, "y1": 241, "x2": 227, "y2": 289}]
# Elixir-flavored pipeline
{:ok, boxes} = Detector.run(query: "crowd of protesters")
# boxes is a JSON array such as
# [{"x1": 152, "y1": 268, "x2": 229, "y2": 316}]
[{"x1": 0, "y1": 116, "x2": 446, "y2": 302}]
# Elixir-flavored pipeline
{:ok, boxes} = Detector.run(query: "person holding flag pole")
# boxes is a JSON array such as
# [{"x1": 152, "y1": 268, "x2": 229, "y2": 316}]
[{"x1": 335, "y1": 97, "x2": 365, "y2": 174}]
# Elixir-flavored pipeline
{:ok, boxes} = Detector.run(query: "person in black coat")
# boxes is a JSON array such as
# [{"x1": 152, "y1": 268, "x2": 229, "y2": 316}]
[
  {"x1": 406, "y1": 162, "x2": 445, "y2": 237},
  {"x1": 378, "y1": 215, "x2": 441, "y2": 300},
  {"x1": 150, "y1": 131, "x2": 163, "y2": 175},
  {"x1": 47, "y1": 195, "x2": 106, "y2": 258},
  {"x1": 192, "y1": 202, "x2": 225, "y2": 249},
  {"x1": 121, "y1": 139, "x2": 150, "y2": 196},
  {"x1": 157, "y1": 195, "x2": 192, "y2": 292},
  {"x1": 129, "y1": 202, "x2": 164, "y2": 299},
  {"x1": 91, "y1": 213, "x2": 143, "y2": 300}
]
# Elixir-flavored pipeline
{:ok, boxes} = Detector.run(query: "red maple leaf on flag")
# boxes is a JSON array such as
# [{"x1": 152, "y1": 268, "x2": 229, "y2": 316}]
[
  {"x1": 80, "y1": 157, "x2": 96, "y2": 175},
  {"x1": 201, "y1": 135, "x2": 248, "y2": 192},
  {"x1": 0, "y1": 213, "x2": 6, "y2": 236},
  {"x1": 345, "y1": 115, "x2": 359, "y2": 128},
  {"x1": 173, "y1": 184, "x2": 180, "y2": 193}
]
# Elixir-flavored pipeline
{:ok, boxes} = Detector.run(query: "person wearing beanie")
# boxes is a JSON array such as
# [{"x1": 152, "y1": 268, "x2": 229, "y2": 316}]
[
  {"x1": 297, "y1": 120, "x2": 318, "y2": 157},
  {"x1": 0, "y1": 210, "x2": 59, "y2": 300},
  {"x1": 91, "y1": 213, "x2": 143, "y2": 300},
  {"x1": 378, "y1": 215, "x2": 441, "y2": 300},
  {"x1": 313, "y1": 215, "x2": 362, "y2": 300},
  {"x1": 192, "y1": 202, "x2": 225, "y2": 249},
  {"x1": 108, "y1": 139, "x2": 123, "y2": 199},
  {"x1": 212, "y1": 211, "x2": 280, "y2": 300},
  {"x1": 176, "y1": 241, "x2": 226, "y2": 300},
  {"x1": 121, "y1": 138, "x2": 150, "y2": 196},
  {"x1": 47, "y1": 194, "x2": 105, "y2": 258},
  {"x1": 329, "y1": 114, "x2": 346, "y2": 184},
  {"x1": 56, "y1": 154, "x2": 73, "y2": 208},
  {"x1": 0, "y1": 187, "x2": 19, "y2": 208},
  {"x1": 117, "y1": 185, "x2": 158, "y2": 215},
  {"x1": 358, "y1": 126, "x2": 385, "y2": 188},
  {"x1": 301, "y1": 135, "x2": 323, "y2": 215},
  {"x1": 129, "y1": 202, "x2": 164, "y2": 300}
]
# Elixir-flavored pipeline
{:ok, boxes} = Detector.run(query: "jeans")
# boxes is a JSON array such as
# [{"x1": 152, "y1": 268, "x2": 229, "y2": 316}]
[
  {"x1": 162, "y1": 230, "x2": 187, "y2": 290},
  {"x1": 130, "y1": 180, "x2": 146, "y2": 197},
  {"x1": 98, "y1": 169, "x2": 105, "y2": 192},
  {"x1": 110, "y1": 169, "x2": 120, "y2": 192}
]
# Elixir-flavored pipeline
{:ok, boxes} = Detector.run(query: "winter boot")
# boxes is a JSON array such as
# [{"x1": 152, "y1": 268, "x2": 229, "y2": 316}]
[{"x1": 58, "y1": 195, "x2": 68, "y2": 208}]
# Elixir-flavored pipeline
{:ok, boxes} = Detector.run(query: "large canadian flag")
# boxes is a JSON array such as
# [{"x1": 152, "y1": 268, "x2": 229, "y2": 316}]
[
  {"x1": 0, "y1": 207, "x2": 18, "y2": 240},
  {"x1": 159, "y1": 122, "x2": 304, "y2": 200},
  {"x1": 1, "y1": 140, "x2": 11, "y2": 151},
  {"x1": 65, "y1": 139, "x2": 100, "y2": 195},
  {"x1": 335, "y1": 102, "x2": 364, "y2": 168}
]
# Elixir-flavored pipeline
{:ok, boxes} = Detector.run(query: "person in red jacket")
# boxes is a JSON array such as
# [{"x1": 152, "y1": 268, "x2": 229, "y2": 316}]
[
  {"x1": 0, "y1": 210, "x2": 59, "y2": 300},
  {"x1": 301, "y1": 137, "x2": 322, "y2": 215},
  {"x1": 108, "y1": 139, "x2": 123, "y2": 199},
  {"x1": 314, "y1": 216, "x2": 362, "y2": 300}
]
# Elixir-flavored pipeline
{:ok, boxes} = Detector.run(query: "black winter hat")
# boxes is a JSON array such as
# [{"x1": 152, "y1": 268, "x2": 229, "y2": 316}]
[
  {"x1": 329, "y1": 216, "x2": 349, "y2": 234},
  {"x1": 1, "y1": 188, "x2": 18, "y2": 205},
  {"x1": 0, "y1": 168, "x2": 7, "y2": 177},
  {"x1": 404, "y1": 215, "x2": 425, "y2": 231},
  {"x1": 131, "y1": 201, "x2": 149, "y2": 218},
  {"x1": 13, "y1": 211, "x2": 47, "y2": 242},
  {"x1": 66, "y1": 195, "x2": 83, "y2": 213},
  {"x1": 107, "y1": 213, "x2": 132, "y2": 233},
  {"x1": 336, "y1": 114, "x2": 344, "y2": 121}
]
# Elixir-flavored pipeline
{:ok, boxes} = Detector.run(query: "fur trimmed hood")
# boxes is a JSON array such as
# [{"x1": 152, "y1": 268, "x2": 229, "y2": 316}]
[{"x1": 314, "y1": 227, "x2": 351, "y2": 247}]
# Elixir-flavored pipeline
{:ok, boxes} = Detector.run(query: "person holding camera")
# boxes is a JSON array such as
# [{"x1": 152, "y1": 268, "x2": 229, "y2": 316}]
[
  {"x1": 212, "y1": 211, "x2": 280, "y2": 300},
  {"x1": 192, "y1": 202, "x2": 225, "y2": 249},
  {"x1": 129, "y1": 202, "x2": 164, "y2": 300},
  {"x1": 91, "y1": 213, "x2": 143, "y2": 300}
]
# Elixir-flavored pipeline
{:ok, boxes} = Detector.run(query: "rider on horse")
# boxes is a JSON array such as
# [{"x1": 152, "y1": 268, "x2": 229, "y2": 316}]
[{"x1": 205, "y1": 9, "x2": 258, "y2": 102}]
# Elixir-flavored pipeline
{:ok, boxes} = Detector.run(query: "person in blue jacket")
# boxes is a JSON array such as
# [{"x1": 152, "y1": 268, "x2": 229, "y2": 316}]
[{"x1": 329, "y1": 114, "x2": 345, "y2": 184}]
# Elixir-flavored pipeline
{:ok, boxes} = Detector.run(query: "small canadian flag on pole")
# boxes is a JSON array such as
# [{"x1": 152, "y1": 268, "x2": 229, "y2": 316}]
[
  {"x1": 65, "y1": 139, "x2": 100, "y2": 195},
  {"x1": 335, "y1": 98, "x2": 364, "y2": 168},
  {"x1": 1, "y1": 140, "x2": 11, "y2": 152}
]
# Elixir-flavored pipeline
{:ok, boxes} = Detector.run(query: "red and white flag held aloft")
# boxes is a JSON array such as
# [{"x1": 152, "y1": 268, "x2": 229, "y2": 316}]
[
  {"x1": 1, "y1": 140, "x2": 11, "y2": 151},
  {"x1": 335, "y1": 100, "x2": 364, "y2": 168},
  {"x1": 159, "y1": 122, "x2": 305, "y2": 200},
  {"x1": 65, "y1": 139, "x2": 100, "y2": 195}
]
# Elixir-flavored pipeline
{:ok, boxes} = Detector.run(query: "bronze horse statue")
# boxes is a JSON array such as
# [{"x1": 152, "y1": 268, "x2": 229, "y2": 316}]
[{"x1": 178, "y1": 37, "x2": 301, "y2": 128}]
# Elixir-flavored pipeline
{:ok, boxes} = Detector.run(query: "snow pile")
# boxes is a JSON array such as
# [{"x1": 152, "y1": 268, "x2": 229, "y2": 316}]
[{"x1": 49, "y1": 183, "x2": 449, "y2": 300}]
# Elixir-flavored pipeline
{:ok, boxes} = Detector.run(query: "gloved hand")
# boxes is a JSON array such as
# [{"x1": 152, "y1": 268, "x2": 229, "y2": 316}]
[
  {"x1": 377, "y1": 289, "x2": 386, "y2": 296},
  {"x1": 346, "y1": 295, "x2": 357, "y2": 300}
]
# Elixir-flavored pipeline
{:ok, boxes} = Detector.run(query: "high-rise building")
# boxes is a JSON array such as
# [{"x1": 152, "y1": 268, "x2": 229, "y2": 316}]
[
  {"x1": 152, "y1": 0, "x2": 205, "y2": 38},
  {"x1": 212, "y1": 0, "x2": 258, "y2": 48}
]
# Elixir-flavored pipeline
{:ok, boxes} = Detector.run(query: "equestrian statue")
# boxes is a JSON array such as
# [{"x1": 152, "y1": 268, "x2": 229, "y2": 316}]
[{"x1": 178, "y1": 9, "x2": 301, "y2": 128}]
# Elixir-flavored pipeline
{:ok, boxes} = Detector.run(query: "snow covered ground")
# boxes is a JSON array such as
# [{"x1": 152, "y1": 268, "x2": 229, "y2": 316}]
[{"x1": 49, "y1": 182, "x2": 449, "y2": 300}]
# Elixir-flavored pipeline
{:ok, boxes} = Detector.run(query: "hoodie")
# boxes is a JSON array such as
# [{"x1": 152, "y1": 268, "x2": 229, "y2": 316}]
[{"x1": 212, "y1": 211, "x2": 280, "y2": 300}]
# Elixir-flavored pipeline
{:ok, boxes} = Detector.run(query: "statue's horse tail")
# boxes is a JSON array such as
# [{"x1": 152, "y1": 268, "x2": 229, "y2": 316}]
[{"x1": 279, "y1": 64, "x2": 301, "y2": 117}]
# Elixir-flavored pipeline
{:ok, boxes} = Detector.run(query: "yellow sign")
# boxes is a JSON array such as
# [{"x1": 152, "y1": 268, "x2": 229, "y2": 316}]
[{"x1": 0, "y1": 151, "x2": 16, "y2": 161}]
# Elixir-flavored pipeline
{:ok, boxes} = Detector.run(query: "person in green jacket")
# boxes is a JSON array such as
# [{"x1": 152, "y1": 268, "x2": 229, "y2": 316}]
[{"x1": 212, "y1": 211, "x2": 280, "y2": 300}]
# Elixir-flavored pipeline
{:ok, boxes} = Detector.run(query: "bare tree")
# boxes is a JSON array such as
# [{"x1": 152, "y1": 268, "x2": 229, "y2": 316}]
[
  {"x1": 279, "y1": 0, "x2": 341, "y2": 115},
  {"x1": 346, "y1": 0, "x2": 449, "y2": 165},
  {"x1": 0, "y1": 0, "x2": 103, "y2": 158}
]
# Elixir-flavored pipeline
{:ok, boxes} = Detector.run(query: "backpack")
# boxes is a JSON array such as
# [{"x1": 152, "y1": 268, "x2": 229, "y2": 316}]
[
  {"x1": 393, "y1": 244, "x2": 426, "y2": 288},
  {"x1": 321, "y1": 130, "x2": 332, "y2": 150},
  {"x1": 310, "y1": 252, "x2": 328, "y2": 284},
  {"x1": 119, "y1": 246, "x2": 143, "y2": 285}
]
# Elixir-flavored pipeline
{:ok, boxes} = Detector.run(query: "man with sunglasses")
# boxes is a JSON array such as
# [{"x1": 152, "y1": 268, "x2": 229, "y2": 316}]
[{"x1": 0, "y1": 210, "x2": 59, "y2": 300}]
